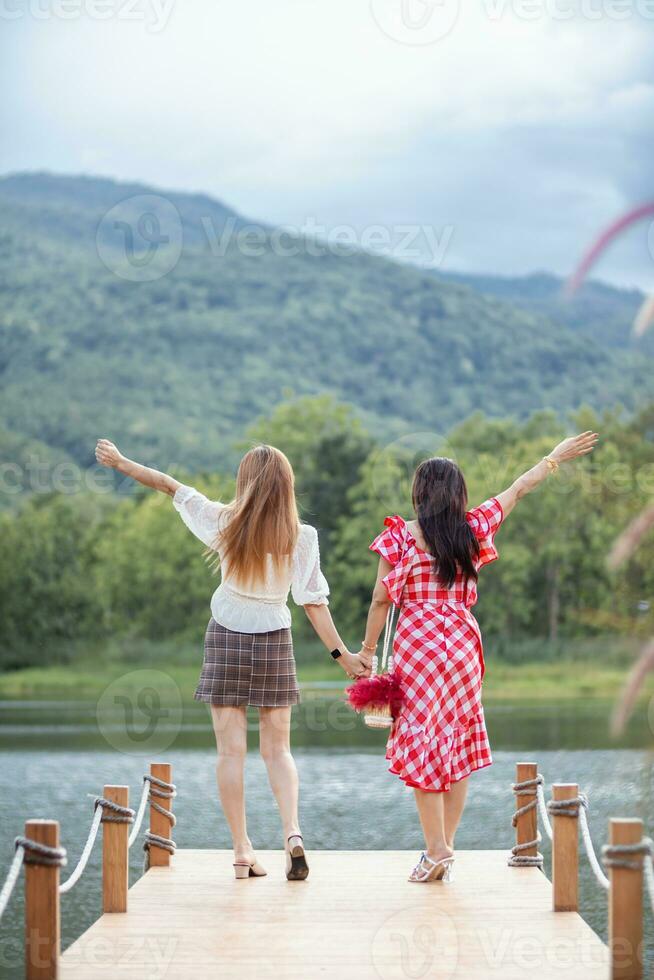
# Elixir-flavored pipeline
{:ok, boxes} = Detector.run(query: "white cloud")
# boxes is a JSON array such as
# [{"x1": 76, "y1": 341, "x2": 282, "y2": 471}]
[{"x1": 1, "y1": 0, "x2": 653, "y2": 284}]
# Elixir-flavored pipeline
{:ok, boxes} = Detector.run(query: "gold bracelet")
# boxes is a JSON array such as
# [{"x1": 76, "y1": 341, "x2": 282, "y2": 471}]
[
  {"x1": 544, "y1": 456, "x2": 559, "y2": 474},
  {"x1": 361, "y1": 641, "x2": 377, "y2": 652}
]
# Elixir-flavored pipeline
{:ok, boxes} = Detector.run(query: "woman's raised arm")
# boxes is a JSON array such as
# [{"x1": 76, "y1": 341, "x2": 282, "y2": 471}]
[
  {"x1": 495, "y1": 430, "x2": 598, "y2": 519},
  {"x1": 95, "y1": 439, "x2": 181, "y2": 496}
]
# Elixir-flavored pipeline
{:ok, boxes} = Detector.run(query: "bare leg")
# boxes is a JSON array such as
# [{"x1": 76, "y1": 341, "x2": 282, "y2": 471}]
[
  {"x1": 413, "y1": 788, "x2": 454, "y2": 863},
  {"x1": 210, "y1": 705, "x2": 255, "y2": 864},
  {"x1": 443, "y1": 777, "x2": 469, "y2": 851},
  {"x1": 258, "y1": 707, "x2": 301, "y2": 841}
]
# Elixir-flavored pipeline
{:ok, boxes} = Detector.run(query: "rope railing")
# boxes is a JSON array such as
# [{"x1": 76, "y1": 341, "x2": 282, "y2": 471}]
[
  {"x1": 642, "y1": 841, "x2": 654, "y2": 912},
  {"x1": 543, "y1": 791, "x2": 611, "y2": 891},
  {"x1": 536, "y1": 780, "x2": 553, "y2": 841},
  {"x1": 0, "y1": 760, "x2": 178, "y2": 979},
  {"x1": 509, "y1": 761, "x2": 652, "y2": 980},
  {"x1": 59, "y1": 796, "x2": 135, "y2": 895},
  {"x1": 129, "y1": 778, "x2": 151, "y2": 849},
  {"x1": 579, "y1": 806, "x2": 610, "y2": 891},
  {"x1": 0, "y1": 763, "x2": 175, "y2": 932},
  {"x1": 58, "y1": 804, "x2": 103, "y2": 895},
  {"x1": 0, "y1": 846, "x2": 25, "y2": 920}
]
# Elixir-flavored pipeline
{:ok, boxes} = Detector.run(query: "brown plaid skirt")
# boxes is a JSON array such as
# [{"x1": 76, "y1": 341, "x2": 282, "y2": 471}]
[{"x1": 195, "y1": 618, "x2": 300, "y2": 707}]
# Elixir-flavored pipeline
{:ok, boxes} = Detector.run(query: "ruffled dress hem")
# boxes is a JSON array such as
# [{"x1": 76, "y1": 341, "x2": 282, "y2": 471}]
[{"x1": 385, "y1": 711, "x2": 492, "y2": 793}]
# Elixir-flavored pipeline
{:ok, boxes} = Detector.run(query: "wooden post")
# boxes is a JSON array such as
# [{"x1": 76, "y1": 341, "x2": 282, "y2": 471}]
[
  {"x1": 514, "y1": 762, "x2": 538, "y2": 862},
  {"x1": 24, "y1": 819, "x2": 60, "y2": 980},
  {"x1": 551, "y1": 783, "x2": 579, "y2": 911},
  {"x1": 608, "y1": 817, "x2": 643, "y2": 980},
  {"x1": 102, "y1": 785, "x2": 129, "y2": 913},
  {"x1": 149, "y1": 762, "x2": 173, "y2": 867}
]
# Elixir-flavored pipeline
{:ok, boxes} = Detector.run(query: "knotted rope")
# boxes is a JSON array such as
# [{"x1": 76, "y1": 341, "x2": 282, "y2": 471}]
[
  {"x1": 547, "y1": 793, "x2": 588, "y2": 817},
  {"x1": 602, "y1": 838, "x2": 652, "y2": 871},
  {"x1": 13, "y1": 837, "x2": 67, "y2": 868},
  {"x1": 142, "y1": 774, "x2": 177, "y2": 871},
  {"x1": 59, "y1": 796, "x2": 135, "y2": 894},
  {"x1": 94, "y1": 797, "x2": 135, "y2": 824},
  {"x1": 603, "y1": 836, "x2": 654, "y2": 911},
  {"x1": 508, "y1": 774, "x2": 544, "y2": 868},
  {"x1": 545, "y1": 792, "x2": 610, "y2": 890}
]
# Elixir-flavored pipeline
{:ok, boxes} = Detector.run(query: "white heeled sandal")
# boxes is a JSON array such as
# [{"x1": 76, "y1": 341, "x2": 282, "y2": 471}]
[{"x1": 408, "y1": 852, "x2": 455, "y2": 883}]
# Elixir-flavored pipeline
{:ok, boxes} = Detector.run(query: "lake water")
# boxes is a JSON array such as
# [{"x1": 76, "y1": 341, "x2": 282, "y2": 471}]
[{"x1": 0, "y1": 696, "x2": 652, "y2": 978}]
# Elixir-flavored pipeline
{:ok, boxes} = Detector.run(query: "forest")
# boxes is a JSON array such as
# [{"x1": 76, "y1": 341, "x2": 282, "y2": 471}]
[
  {"x1": 1, "y1": 395, "x2": 652, "y2": 680},
  {"x1": 1, "y1": 175, "x2": 652, "y2": 689},
  {"x1": 1, "y1": 173, "x2": 653, "y2": 475}
]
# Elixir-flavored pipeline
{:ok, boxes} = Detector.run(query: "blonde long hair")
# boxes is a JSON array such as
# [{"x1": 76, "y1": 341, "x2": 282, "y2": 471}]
[{"x1": 212, "y1": 445, "x2": 299, "y2": 587}]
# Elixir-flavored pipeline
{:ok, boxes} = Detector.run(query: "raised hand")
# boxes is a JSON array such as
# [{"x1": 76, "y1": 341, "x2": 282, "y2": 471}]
[
  {"x1": 549, "y1": 431, "x2": 599, "y2": 464},
  {"x1": 95, "y1": 439, "x2": 124, "y2": 469}
]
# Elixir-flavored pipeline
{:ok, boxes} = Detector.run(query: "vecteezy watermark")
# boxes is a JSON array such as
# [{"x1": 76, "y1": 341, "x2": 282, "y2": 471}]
[
  {"x1": 96, "y1": 193, "x2": 183, "y2": 282},
  {"x1": 371, "y1": 905, "x2": 459, "y2": 979},
  {"x1": 485, "y1": 0, "x2": 654, "y2": 21},
  {"x1": 38, "y1": 934, "x2": 178, "y2": 978},
  {"x1": 94, "y1": 197, "x2": 454, "y2": 281},
  {"x1": 370, "y1": 0, "x2": 461, "y2": 46},
  {"x1": 0, "y1": 0, "x2": 175, "y2": 32},
  {"x1": 0, "y1": 457, "x2": 115, "y2": 496},
  {"x1": 96, "y1": 669, "x2": 183, "y2": 755},
  {"x1": 369, "y1": 0, "x2": 654, "y2": 45},
  {"x1": 202, "y1": 216, "x2": 454, "y2": 267}
]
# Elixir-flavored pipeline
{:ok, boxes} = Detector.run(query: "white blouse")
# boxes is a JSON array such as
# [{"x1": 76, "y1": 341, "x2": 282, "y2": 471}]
[{"x1": 173, "y1": 484, "x2": 330, "y2": 634}]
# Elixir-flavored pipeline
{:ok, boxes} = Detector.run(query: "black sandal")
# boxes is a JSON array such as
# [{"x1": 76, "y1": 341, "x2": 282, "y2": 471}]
[{"x1": 285, "y1": 834, "x2": 309, "y2": 881}]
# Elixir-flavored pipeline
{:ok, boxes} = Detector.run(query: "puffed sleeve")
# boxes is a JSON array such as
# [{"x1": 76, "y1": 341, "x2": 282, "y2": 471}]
[
  {"x1": 370, "y1": 516, "x2": 412, "y2": 605},
  {"x1": 369, "y1": 516, "x2": 409, "y2": 567},
  {"x1": 172, "y1": 484, "x2": 227, "y2": 549},
  {"x1": 466, "y1": 497, "x2": 504, "y2": 567},
  {"x1": 291, "y1": 525, "x2": 330, "y2": 606}
]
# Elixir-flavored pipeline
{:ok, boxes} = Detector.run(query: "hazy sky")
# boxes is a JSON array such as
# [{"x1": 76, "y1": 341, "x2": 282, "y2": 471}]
[{"x1": 2, "y1": 0, "x2": 654, "y2": 286}]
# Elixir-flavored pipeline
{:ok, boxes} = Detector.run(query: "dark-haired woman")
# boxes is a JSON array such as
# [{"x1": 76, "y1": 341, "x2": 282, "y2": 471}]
[{"x1": 359, "y1": 432, "x2": 598, "y2": 882}]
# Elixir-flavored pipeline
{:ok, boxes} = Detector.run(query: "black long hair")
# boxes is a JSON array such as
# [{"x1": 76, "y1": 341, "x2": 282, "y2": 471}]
[{"x1": 412, "y1": 457, "x2": 479, "y2": 588}]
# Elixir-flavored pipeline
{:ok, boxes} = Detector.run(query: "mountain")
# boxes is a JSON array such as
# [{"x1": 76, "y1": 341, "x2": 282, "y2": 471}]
[
  {"x1": 439, "y1": 271, "x2": 654, "y2": 357},
  {"x1": 0, "y1": 172, "x2": 652, "y2": 473}
]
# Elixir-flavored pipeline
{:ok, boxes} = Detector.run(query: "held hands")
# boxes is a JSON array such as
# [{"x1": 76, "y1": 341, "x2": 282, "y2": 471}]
[
  {"x1": 549, "y1": 431, "x2": 599, "y2": 465},
  {"x1": 95, "y1": 439, "x2": 124, "y2": 469},
  {"x1": 338, "y1": 650, "x2": 371, "y2": 680}
]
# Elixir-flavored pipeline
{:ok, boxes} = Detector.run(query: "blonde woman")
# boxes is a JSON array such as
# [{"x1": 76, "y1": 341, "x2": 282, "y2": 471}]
[{"x1": 95, "y1": 440, "x2": 367, "y2": 881}]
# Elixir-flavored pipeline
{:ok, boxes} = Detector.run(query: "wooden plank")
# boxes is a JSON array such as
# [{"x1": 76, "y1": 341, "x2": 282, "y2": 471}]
[
  {"x1": 24, "y1": 819, "x2": 60, "y2": 980},
  {"x1": 552, "y1": 782, "x2": 579, "y2": 911},
  {"x1": 60, "y1": 850, "x2": 608, "y2": 979},
  {"x1": 514, "y1": 762, "x2": 538, "y2": 859},
  {"x1": 608, "y1": 818, "x2": 643, "y2": 980},
  {"x1": 148, "y1": 762, "x2": 172, "y2": 868},
  {"x1": 102, "y1": 785, "x2": 129, "y2": 913}
]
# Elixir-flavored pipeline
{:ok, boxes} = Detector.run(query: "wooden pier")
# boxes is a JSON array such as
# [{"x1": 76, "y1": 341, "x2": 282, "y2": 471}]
[
  {"x1": 4, "y1": 760, "x2": 650, "y2": 980},
  {"x1": 59, "y1": 848, "x2": 608, "y2": 980}
]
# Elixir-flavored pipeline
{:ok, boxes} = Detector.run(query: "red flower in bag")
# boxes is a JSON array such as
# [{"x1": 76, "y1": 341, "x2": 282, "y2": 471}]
[{"x1": 346, "y1": 672, "x2": 404, "y2": 718}]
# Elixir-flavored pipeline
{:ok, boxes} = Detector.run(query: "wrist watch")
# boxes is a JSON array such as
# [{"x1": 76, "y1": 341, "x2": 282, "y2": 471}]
[{"x1": 330, "y1": 648, "x2": 343, "y2": 660}]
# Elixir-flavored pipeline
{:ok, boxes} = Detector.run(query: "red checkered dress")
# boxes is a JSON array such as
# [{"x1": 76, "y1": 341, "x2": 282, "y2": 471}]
[{"x1": 370, "y1": 498, "x2": 504, "y2": 793}]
